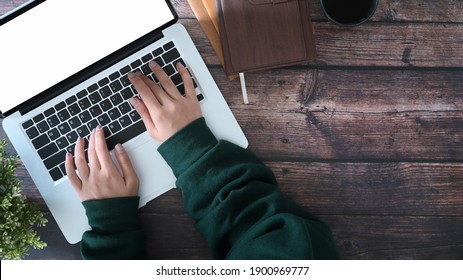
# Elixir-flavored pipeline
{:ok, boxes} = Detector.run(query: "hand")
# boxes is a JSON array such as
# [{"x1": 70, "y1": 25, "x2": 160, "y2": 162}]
[
  {"x1": 128, "y1": 61, "x2": 202, "y2": 143},
  {"x1": 65, "y1": 126, "x2": 139, "y2": 201}
]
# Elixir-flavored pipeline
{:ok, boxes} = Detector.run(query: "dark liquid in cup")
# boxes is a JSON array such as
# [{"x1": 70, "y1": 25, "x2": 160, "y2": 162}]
[{"x1": 322, "y1": 0, "x2": 376, "y2": 25}]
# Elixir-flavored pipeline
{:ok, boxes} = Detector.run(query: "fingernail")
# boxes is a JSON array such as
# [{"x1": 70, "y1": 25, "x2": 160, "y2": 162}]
[
  {"x1": 128, "y1": 72, "x2": 136, "y2": 79},
  {"x1": 129, "y1": 97, "x2": 139, "y2": 107},
  {"x1": 115, "y1": 143, "x2": 124, "y2": 152},
  {"x1": 66, "y1": 152, "x2": 72, "y2": 159},
  {"x1": 96, "y1": 125, "x2": 102, "y2": 131},
  {"x1": 149, "y1": 61, "x2": 158, "y2": 68}
]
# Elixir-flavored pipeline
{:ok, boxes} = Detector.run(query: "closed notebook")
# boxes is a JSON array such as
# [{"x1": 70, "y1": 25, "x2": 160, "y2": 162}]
[{"x1": 215, "y1": 0, "x2": 317, "y2": 75}]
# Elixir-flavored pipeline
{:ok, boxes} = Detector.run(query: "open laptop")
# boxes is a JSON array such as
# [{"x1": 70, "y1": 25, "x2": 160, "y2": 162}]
[{"x1": 0, "y1": 0, "x2": 248, "y2": 244}]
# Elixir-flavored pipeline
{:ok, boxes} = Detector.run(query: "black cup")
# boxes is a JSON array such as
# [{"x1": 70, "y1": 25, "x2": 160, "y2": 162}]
[{"x1": 320, "y1": 0, "x2": 378, "y2": 27}]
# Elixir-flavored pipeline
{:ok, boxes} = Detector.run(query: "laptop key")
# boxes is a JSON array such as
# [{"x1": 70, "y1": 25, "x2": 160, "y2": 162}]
[
  {"x1": 44, "y1": 107, "x2": 55, "y2": 117},
  {"x1": 110, "y1": 80, "x2": 123, "y2": 93},
  {"x1": 121, "y1": 87, "x2": 134, "y2": 100},
  {"x1": 163, "y1": 48, "x2": 180, "y2": 63},
  {"x1": 33, "y1": 113, "x2": 45, "y2": 123},
  {"x1": 131, "y1": 59, "x2": 142, "y2": 69},
  {"x1": 68, "y1": 116, "x2": 81, "y2": 129},
  {"x1": 76, "y1": 125, "x2": 90, "y2": 138},
  {"x1": 78, "y1": 97, "x2": 91, "y2": 110},
  {"x1": 37, "y1": 121, "x2": 50, "y2": 133},
  {"x1": 57, "y1": 109, "x2": 71, "y2": 122},
  {"x1": 119, "y1": 102, "x2": 132, "y2": 114},
  {"x1": 77, "y1": 89, "x2": 88, "y2": 99},
  {"x1": 120, "y1": 65, "x2": 131, "y2": 75},
  {"x1": 109, "y1": 71, "x2": 121, "y2": 81},
  {"x1": 55, "y1": 101, "x2": 66, "y2": 111},
  {"x1": 110, "y1": 93, "x2": 123, "y2": 106},
  {"x1": 119, "y1": 115, "x2": 132, "y2": 128},
  {"x1": 87, "y1": 84, "x2": 98, "y2": 93},
  {"x1": 56, "y1": 136, "x2": 69, "y2": 149},
  {"x1": 87, "y1": 119, "x2": 99, "y2": 131},
  {"x1": 65, "y1": 95, "x2": 77, "y2": 105},
  {"x1": 108, "y1": 108, "x2": 121, "y2": 120},
  {"x1": 47, "y1": 115, "x2": 60, "y2": 127},
  {"x1": 38, "y1": 142, "x2": 58, "y2": 159},
  {"x1": 108, "y1": 120, "x2": 122, "y2": 134},
  {"x1": 68, "y1": 103, "x2": 81, "y2": 116},
  {"x1": 58, "y1": 122, "x2": 71, "y2": 134},
  {"x1": 89, "y1": 91, "x2": 102, "y2": 104},
  {"x1": 105, "y1": 120, "x2": 145, "y2": 151},
  {"x1": 49, "y1": 167, "x2": 63, "y2": 181},
  {"x1": 99, "y1": 86, "x2": 112, "y2": 98},
  {"x1": 163, "y1": 41, "x2": 175, "y2": 51},
  {"x1": 120, "y1": 75, "x2": 131, "y2": 87},
  {"x1": 32, "y1": 134, "x2": 50, "y2": 149},
  {"x1": 44, "y1": 150, "x2": 66, "y2": 170},
  {"x1": 78, "y1": 111, "x2": 92, "y2": 123},
  {"x1": 98, "y1": 77, "x2": 110, "y2": 87},
  {"x1": 98, "y1": 113, "x2": 111, "y2": 126},
  {"x1": 100, "y1": 99, "x2": 112, "y2": 111},
  {"x1": 22, "y1": 119, "x2": 34, "y2": 129},
  {"x1": 152, "y1": 47, "x2": 163, "y2": 57},
  {"x1": 26, "y1": 127, "x2": 39, "y2": 139},
  {"x1": 47, "y1": 128, "x2": 60, "y2": 141},
  {"x1": 66, "y1": 131, "x2": 79, "y2": 144}
]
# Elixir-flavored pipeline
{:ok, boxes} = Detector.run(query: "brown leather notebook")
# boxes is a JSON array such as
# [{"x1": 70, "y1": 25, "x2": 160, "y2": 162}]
[{"x1": 215, "y1": 0, "x2": 316, "y2": 75}]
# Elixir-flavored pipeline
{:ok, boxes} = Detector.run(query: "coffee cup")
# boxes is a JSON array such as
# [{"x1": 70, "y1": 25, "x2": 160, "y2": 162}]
[{"x1": 320, "y1": 0, "x2": 379, "y2": 27}]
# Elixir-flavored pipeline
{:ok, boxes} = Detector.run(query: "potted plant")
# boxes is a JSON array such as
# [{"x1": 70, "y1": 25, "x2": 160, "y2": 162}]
[{"x1": 0, "y1": 139, "x2": 47, "y2": 260}]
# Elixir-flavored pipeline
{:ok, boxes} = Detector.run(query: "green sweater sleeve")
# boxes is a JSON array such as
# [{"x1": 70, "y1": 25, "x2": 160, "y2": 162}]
[
  {"x1": 80, "y1": 196, "x2": 146, "y2": 259},
  {"x1": 158, "y1": 118, "x2": 340, "y2": 259}
]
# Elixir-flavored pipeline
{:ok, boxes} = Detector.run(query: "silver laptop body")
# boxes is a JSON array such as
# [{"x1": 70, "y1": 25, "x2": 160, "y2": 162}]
[{"x1": 1, "y1": 0, "x2": 247, "y2": 243}]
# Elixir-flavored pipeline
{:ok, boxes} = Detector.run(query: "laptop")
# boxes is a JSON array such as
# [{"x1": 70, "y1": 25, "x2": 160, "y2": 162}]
[{"x1": 0, "y1": 0, "x2": 248, "y2": 244}]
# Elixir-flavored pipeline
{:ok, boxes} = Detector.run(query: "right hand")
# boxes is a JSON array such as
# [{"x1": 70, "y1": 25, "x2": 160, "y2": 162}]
[{"x1": 128, "y1": 61, "x2": 202, "y2": 143}]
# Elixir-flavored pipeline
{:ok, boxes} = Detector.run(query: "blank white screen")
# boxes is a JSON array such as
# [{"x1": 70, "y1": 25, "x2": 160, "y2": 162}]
[{"x1": 0, "y1": 0, "x2": 175, "y2": 113}]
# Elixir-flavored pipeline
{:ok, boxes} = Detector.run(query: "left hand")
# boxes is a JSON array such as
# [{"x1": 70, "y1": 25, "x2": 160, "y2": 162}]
[{"x1": 65, "y1": 126, "x2": 139, "y2": 201}]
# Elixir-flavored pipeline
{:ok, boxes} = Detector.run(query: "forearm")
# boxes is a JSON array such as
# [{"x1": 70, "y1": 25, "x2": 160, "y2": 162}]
[
  {"x1": 80, "y1": 196, "x2": 146, "y2": 260},
  {"x1": 158, "y1": 118, "x2": 340, "y2": 259}
]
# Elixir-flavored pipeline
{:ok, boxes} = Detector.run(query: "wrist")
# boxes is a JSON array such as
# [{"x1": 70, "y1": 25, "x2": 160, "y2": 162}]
[
  {"x1": 158, "y1": 117, "x2": 217, "y2": 177},
  {"x1": 82, "y1": 196, "x2": 140, "y2": 234}
]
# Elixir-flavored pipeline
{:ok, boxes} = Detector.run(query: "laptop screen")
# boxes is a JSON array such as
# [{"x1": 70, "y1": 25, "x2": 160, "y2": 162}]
[{"x1": 0, "y1": 0, "x2": 176, "y2": 115}]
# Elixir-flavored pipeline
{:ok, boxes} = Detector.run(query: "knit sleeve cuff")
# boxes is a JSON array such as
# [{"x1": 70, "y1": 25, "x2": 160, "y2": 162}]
[
  {"x1": 157, "y1": 117, "x2": 218, "y2": 177},
  {"x1": 82, "y1": 196, "x2": 140, "y2": 234}
]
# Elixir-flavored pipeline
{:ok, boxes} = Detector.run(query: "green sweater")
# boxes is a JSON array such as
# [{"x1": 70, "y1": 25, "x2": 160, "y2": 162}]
[{"x1": 81, "y1": 118, "x2": 340, "y2": 259}]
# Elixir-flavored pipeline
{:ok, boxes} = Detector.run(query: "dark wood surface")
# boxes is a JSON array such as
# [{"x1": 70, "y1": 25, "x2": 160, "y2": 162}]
[{"x1": 1, "y1": 0, "x2": 462, "y2": 259}]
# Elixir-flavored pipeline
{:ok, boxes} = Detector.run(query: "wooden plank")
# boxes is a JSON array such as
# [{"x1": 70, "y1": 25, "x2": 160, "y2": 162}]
[
  {"x1": 210, "y1": 68, "x2": 463, "y2": 161},
  {"x1": 179, "y1": 19, "x2": 463, "y2": 68},
  {"x1": 268, "y1": 162, "x2": 463, "y2": 216},
  {"x1": 326, "y1": 215, "x2": 463, "y2": 259}
]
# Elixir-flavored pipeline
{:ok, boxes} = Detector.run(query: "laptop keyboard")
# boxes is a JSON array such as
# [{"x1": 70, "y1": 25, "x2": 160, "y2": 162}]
[{"x1": 21, "y1": 41, "x2": 204, "y2": 182}]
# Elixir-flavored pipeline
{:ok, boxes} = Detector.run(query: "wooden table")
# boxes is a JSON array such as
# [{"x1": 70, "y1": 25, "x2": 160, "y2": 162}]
[{"x1": 1, "y1": 0, "x2": 462, "y2": 259}]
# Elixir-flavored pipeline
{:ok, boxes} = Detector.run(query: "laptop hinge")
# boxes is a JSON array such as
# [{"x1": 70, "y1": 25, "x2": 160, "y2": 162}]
[{"x1": 18, "y1": 30, "x2": 165, "y2": 116}]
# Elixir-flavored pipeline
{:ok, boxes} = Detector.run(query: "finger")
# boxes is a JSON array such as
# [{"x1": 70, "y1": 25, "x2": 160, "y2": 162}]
[
  {"x1": 149, "y1": 61, "x2": 178, "y2": 98},
  {"x1": 176, "y1": 62, "x2": 196, "y2": 100},
  {"x1": 129, "y1": 97, "x2": 160, "y2": 139},
  {"x1": 94, "y1": 126, "x2": 115, "y2": 170},
  {"x1": 65, "y1": 152, "x2": 82, "y2": 193},
  {"x1": 128, "y1": 72, "x2": 162, "y2": 109},
  {"x1": 74, "y1": 137, "x2": 89, "y2": 179},
  {"x1": 87, "y1": 129, "x2": 100, "y2": 170},
  {"x1": 114, "y1": 144, "x2": 139, "y2": 192},
  {"x1": 137, "y1": 72, "x2": 173, "y2": 104}
]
